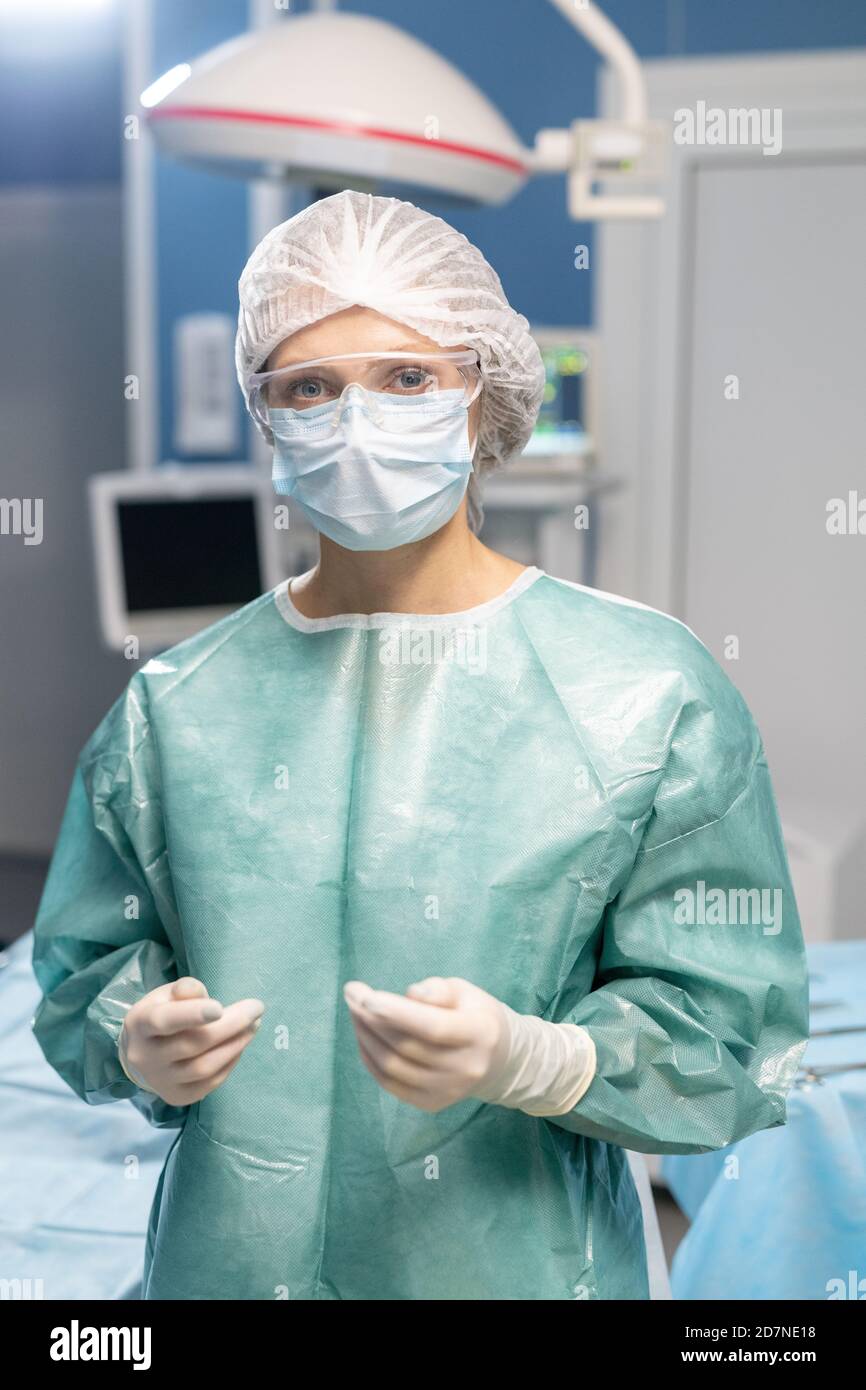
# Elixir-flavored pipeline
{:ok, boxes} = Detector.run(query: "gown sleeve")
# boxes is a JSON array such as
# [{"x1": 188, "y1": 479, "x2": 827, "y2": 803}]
[
  {"x1": 548, "y1": 656, "x2": 810, "y2": 1156},
  {"x1": 31, "y1": 676, "x2": 188, "y2": 1130}
]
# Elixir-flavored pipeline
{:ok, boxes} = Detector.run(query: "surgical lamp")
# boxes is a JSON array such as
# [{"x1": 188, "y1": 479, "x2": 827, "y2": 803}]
[{"x1": 142, "y1": 2, "x2": 666, "y2": 220}]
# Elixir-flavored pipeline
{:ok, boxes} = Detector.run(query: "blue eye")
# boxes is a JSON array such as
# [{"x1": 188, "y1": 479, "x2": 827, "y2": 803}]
[{"x1": 388, "y1": 366, "x2": 433, "y2": 393}]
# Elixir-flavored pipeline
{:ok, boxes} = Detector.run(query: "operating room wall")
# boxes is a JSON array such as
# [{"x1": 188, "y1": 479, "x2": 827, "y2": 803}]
[{"x1": 0, "y1": 7, "x2": 130, "y2": 856}]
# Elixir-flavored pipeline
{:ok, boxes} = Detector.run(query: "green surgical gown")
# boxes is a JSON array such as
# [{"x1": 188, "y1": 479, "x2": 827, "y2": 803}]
[{"x1": 31, "y1": 568, "x2": 809, "y2": 1299}]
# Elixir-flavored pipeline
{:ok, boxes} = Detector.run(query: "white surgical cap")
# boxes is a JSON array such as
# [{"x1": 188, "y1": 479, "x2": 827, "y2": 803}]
[{"x1": 235, "y1": 189, "x2": 545, "y2": 530}]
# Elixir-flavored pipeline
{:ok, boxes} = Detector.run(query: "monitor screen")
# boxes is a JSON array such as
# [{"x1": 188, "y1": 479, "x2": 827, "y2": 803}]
[
  {"x1": 118, "y1": 496, "x2": 264, "y2": 613},
  {"x1": 526, "y1": 343, "x2": 591, "y2": 456}
]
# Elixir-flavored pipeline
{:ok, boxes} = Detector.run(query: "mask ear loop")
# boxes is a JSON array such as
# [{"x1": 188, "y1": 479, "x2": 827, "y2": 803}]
[
  {"x1": 465, "y1": 372, "x2": 483, "y2": 409},
  {"x1": 464, "y1": 367, "x2": 484, "y2": 531},
  {"x1": 465, "y1": 369, "x2": 483, "y2": 468}
]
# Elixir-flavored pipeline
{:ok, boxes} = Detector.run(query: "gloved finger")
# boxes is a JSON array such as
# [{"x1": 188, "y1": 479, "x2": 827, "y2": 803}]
[
  {"x1": 348, "y1": 1013, "x2": 436, "y2": 1088},
  {"x1": 174, "y1": 1052, "x2": 245, "y2": 1101},
  {"x1": 146, "y1": 996, "x2": 263, "y2": 1039},
  {"x1": 140, "y1": 996, "x2": 227, "y2": 1038},
  {"x1": 347, "y1": 1005, "x2": 453, "y2": 1068},
  {"x1": 160, "y1": 1000, "x2": 267, "y2": 1059},
  {"x1": 354, "y1": 1030, "x2": 434, "y2": 1108},
  {"x1": 343, "y1": 983, "x2": 469, "y2": 1047},
  {"x1": 405, "y1": 977, "x2": 462, "y2": 1006},
  {"x1": 171, "y1": 977, "x2": 210, "y2": 1001},
  {"x1": 128, "y1": 977, "x2": 208, "y2": 1013},
  {"x1": 346, "y1": 995, "x2": 472, "y2": 1053},
  {"x1": 174, "y1": 1022, "x2": 261, "y2": 1084}
]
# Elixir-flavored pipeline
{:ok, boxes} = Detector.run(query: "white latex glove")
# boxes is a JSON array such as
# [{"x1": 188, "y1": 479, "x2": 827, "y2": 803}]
[
  {"x1": 343, "y1": 976, "x2": 595, "y2": 1116},
  {"x1": 118, "y1": 976, "x2": 265, "y2": 1105}
]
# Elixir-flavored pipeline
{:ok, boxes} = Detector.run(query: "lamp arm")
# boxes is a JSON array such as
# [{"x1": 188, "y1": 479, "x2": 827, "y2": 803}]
[{"x1": 546, "y1": 0, "x2": 648, "y2": 124}]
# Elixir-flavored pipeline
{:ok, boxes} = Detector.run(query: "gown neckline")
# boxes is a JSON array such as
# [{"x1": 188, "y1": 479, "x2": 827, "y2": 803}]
[{"x1": 274, "y1": 565, "x2": 544, "y2": 633}]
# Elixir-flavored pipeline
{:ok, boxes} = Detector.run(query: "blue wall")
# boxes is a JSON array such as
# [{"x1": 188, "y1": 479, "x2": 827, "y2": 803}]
[{"x1": 0, "y1": 5, "x2": 122, "y2": 183}]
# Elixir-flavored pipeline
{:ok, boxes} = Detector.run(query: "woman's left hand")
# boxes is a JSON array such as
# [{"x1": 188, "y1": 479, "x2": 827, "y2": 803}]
[{"x1": 343, "y1": 976, "x2": 509, "y2": 1113}]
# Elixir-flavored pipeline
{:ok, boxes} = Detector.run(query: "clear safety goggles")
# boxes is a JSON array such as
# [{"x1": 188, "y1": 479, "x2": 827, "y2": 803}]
[{"x1": 246, "y1": 350, "x2": 481, "y2": 433}]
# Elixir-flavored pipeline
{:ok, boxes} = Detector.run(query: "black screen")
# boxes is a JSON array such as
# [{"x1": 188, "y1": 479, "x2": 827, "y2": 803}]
[{"x1": 118, "y1": 497, "x2": 264, "y2": 613}]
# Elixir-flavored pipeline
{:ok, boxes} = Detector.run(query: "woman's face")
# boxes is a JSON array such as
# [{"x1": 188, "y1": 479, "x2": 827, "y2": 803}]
[{"x1": 265, "y1": 306, "x2": 481, "y2": 451}]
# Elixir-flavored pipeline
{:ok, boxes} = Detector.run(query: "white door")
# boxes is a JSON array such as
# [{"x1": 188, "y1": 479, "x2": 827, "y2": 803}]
[
  {"x1": 681, "y1": 156, "x2": 866, "y2": 814},
  {"x1": 598, "y1": 52, "x2": 866, "y2": 936}
]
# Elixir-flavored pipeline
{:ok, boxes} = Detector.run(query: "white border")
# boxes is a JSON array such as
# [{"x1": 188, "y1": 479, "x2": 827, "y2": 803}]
[{"x1": 274, "y1": 565, "x2": 544, "y2": 632}]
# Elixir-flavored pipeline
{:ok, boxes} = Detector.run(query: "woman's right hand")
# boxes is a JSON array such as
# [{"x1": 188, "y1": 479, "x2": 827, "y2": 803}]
[{"x1": 118, "y1": 977, "x2": 265, "y2": 1105}]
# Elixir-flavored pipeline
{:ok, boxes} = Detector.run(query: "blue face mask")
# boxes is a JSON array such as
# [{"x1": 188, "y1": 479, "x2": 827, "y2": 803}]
[{"x1": 269, "y1": 387, "x2": 474, "y2": 551}]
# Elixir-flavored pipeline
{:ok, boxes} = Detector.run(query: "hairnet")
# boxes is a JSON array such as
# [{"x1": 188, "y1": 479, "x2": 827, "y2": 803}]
[{"x1": 235, "y1": 189, "x2": 545, "y2": 530}]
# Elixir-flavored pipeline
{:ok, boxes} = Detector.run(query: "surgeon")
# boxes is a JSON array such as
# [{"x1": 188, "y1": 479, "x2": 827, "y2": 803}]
[{"x1": 32, "y1": 190, "x2": 808, "y2": 1301}]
